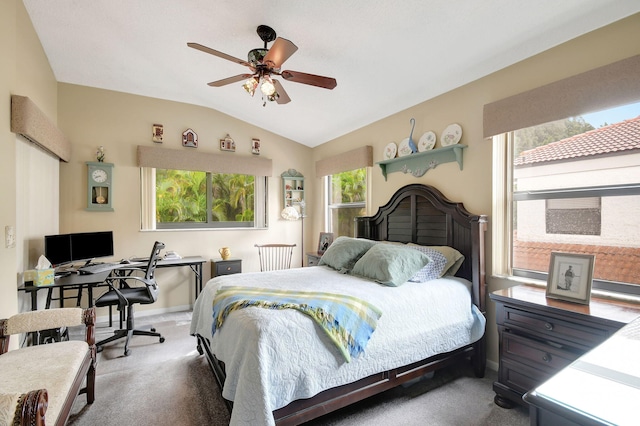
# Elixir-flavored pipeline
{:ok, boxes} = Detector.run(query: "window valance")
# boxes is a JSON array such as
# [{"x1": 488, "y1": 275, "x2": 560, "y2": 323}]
[
  {"x1": 483, "y1": 54, "x2": 640, "y2": 138},
  {"x1": 10, "y1": 95, "x2": 71, "y2": 162},
  {"x1": 315, "y1": 146, "x2": 373, "y2": 177},
  {"x1": 137, "y1": 145, "x2": 273, "y2": 176}
]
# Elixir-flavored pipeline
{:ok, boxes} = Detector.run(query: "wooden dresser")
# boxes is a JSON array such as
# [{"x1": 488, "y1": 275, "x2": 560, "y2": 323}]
[{"x1": 490, "y1": 284, "x2": 640, "y2": 408}]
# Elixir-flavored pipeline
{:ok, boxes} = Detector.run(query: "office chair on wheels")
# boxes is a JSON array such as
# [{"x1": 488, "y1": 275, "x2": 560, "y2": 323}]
[
  {"x1": 95, "y1": 241, "x2": 166, "y2": 356},
  {"x1": 255, "y1": 243, "x2": 296, "y2": 271}
]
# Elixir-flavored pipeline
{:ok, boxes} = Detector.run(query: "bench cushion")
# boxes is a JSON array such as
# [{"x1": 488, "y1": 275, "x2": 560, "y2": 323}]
[{"x1": 0, "y1": 340, "x2": 89, "y2": 425}]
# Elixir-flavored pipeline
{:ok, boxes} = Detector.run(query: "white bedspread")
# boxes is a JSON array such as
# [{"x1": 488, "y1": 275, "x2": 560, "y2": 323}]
[{"x1": 190, "y1": 266, "x2": 485, "y2": 426}]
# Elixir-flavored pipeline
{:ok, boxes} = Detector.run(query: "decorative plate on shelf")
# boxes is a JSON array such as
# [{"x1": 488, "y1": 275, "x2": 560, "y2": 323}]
[
  {"x1": 418, "y1": 131, "x2": 436, "y2": 152},
  {"x1": 398, "y1": 138, "x2": 414, "y2": 157},
  {"x1": 383, "y1": 142, "x2": 397, "y2": 160},
  {"x1": 440, "y1": 123, "x2": 462, "y2": 146}
]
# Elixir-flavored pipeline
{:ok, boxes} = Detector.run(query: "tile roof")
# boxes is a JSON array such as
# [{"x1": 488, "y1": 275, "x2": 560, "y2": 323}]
[
  {"x1": 515, "y1": 115, "x2": 640, "y2": 166},
  {"x1": 513, "y1": 238, "x2": 640, "y2": 285}
]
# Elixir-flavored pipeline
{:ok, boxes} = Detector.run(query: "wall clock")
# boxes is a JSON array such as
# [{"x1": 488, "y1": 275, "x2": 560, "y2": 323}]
[{"x1": 86, "y1": 161, "x2": 114, "y2": 211}]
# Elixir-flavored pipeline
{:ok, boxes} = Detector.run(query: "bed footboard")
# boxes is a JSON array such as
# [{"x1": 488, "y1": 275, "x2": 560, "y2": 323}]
[{"x1": 195, "y1": 333, "x2": 484, "y2": 425}]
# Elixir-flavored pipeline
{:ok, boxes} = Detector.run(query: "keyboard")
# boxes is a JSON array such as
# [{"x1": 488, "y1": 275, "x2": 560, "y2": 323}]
[{"x1": 78, "y1": 262, "x2": 119, "y2": 274}]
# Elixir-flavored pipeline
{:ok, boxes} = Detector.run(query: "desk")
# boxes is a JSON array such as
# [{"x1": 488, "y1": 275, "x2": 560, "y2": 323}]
[
  {"x1": 524, "y1": 316, "x2": 640, "y2": 425},
  {"x1": 20, "y1": 270, "x2": 111, "y2": 311},
  {"x1": 153, "y1": 256, "x2": 206, "y2": 298},
  {"x1": 19, "y1": 256, "x2": 206, "y2": 310}
]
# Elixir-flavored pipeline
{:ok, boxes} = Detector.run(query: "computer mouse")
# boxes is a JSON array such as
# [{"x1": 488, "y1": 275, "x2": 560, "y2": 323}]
[{"x1": 120, "y1": 259, "x2": 131, "y2": 264}]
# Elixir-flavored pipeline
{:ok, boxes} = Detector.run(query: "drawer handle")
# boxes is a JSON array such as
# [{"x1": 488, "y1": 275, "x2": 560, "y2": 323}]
[
  {"x1": 542, "y1": 353, "x2": 552, "y2": 363},
  {"x1": 226, "y1": 267, "x2": 232, "y2": 271},
  {"x1": 544, "y1": 322, "x2": 554, "y2": 331}
]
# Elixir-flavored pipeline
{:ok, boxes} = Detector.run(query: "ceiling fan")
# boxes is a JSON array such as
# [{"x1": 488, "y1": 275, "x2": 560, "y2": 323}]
[{"x1": 188, "y1": 25, "x2": 337, "y2": 105}]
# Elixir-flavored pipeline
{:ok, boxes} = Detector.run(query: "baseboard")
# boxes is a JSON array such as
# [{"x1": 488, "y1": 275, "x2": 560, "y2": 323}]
[
  {"x1": 486, "y1": 359, "x2": 498, "y2": 372},
  {"x1": 95, "y1": 304, "x2": 192, "y2": 325}
]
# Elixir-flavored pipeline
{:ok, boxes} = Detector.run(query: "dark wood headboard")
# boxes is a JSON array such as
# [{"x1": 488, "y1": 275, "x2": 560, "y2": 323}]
[{"x1": 355, "y1": 184, "x2": 488, "y2": 312}]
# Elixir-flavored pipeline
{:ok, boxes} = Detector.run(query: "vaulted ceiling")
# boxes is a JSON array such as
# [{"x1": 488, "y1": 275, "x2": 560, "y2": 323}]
[{"x1": 23, "y1": 1, "x2": 640, "y2": 147}]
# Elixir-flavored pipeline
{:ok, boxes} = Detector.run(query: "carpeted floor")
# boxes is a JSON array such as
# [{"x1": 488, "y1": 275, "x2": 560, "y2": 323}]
[{"x1": 67, "y1": 311, "x2": 529, "y2": 425}]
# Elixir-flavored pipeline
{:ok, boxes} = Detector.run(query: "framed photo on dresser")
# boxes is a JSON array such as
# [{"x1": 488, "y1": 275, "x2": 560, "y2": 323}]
[
  {"x1": 546, "y1": 252, "x2": 595, "y2": 305},
  {"x1": 317, "y1": 233, "x2": 333, "y2": 255}
]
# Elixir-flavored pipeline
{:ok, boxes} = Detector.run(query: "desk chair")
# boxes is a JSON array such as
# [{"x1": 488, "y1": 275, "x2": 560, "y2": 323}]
[
  {"x1": 255, "y1": 244, "x2": 296, "y2": 271},
  {"x1": 95, "y1": 241, "x2": 166, "y2": 356}
]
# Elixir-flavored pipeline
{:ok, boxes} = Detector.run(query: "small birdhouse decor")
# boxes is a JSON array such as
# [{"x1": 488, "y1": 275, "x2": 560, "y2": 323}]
[
  {"x1": 152, "y1": 124, "x2": 164, "y2": 143},
  {"x1": 219, "y1": 134, "x2": 236, "y2": 152},
  {"x1": 182, "y1": 128, "x2": 198, "y2": 148}
]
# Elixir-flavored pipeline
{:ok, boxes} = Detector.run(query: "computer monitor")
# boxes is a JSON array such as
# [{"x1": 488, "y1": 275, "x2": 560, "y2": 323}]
[
  {"x1": 71, "y1": 231, "x2": 114, "y2": 264},
  {"x1": 44, "y1": 231, "x2": 114, "y2": 266},
  {"x1": 44, "y1": 234, "x2": 73, "y2": 266}
]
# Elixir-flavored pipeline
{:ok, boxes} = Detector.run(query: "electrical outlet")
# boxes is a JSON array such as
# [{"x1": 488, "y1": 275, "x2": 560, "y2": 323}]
[{"x1": 5, "y1": 225, "x2": 16, "y2": 248}]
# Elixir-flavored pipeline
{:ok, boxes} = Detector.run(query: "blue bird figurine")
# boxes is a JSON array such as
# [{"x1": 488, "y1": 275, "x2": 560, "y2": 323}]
[{"x1": 408, "y1": 118, "x2": 418, "y2": 153}]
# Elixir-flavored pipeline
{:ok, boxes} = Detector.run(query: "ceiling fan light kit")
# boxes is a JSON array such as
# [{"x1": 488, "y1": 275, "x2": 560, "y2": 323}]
[{"x1": 188, "y1": 25, "x2": 336, "y2": 107}]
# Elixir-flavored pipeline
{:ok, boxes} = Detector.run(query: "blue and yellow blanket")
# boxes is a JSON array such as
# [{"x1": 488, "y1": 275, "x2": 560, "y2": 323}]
[{"x1": 212, "y1": 286, "x2": 382, "y2": 362}]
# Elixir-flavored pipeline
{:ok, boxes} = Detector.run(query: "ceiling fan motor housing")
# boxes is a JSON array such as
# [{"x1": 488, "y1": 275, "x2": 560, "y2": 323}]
[{"x1": 248, "y1": 48, "x2": 268, "y2": 67}]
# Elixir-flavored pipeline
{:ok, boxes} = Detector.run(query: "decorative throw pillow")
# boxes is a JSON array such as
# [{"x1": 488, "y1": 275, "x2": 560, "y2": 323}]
[
  {"x1": 408, "y1": 246, "x2": 449, "y2": 282},
  {"x1": 408, "y1": 244, "x2": 465, "y2": 277},
  {"x1": 351, "y1": 243, "x2": 431, "y2": 286},
  {"x1": 318, "y1": 236, "x2": 377, "y2": 273}
]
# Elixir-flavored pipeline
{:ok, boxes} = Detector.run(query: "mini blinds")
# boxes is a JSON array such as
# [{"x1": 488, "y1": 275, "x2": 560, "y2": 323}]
[
  {"x1": 483, "y1": 55, "x2": 640, "y2": 139},
  {"x1": 315, "y1": 146, "x2": 373, "y2": 177},
  {"x1": 137, "y1": 145, "x2": 273, "y2": 176}
]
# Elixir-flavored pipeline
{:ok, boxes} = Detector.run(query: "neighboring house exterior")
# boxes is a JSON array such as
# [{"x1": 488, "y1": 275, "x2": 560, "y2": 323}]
[{"x1": 513, "y1": 116, "x2": 640, "y2": 284}]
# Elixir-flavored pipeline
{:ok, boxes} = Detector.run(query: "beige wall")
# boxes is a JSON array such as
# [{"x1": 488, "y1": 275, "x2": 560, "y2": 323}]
[
  {"x1": 1, "y1": 0, "x2": 59, "y2": 320},
  {"x1": 57, "y1": 84, "x2": 314, "y2": 312},
  {"x1": 311, "y1": 13, "x2": 640, "y2": 366}
]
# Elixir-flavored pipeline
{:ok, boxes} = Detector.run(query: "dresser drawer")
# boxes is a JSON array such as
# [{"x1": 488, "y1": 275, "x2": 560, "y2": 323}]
[
  {"x1": 212, "y1": 259, "x2": 242, "y2": 276},
  {"x1": 500, "y1": 306, "x2": 611, "y2": 348},
  {"x1": 499, "y1": 357, "x2": 553, "y2": 394},
  {"x1": 502, "y1": 332, "x2": 578, "y2": 373}
]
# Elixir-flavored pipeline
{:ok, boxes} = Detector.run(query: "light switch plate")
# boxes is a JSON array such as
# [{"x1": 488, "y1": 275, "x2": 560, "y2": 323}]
[{"x1": 5, "y1": 225, "x2": 16, "y2": 248}]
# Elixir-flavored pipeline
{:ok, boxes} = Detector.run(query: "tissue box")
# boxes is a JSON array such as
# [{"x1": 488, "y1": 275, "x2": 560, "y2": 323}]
[{"x1": 34, "y1": 268, "x2": 55, "y2": 286}]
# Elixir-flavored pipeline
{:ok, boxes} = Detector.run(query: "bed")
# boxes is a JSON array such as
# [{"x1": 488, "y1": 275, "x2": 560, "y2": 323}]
[{"x1": 190, "y1": 183, "x2": 488, "y2": 425}]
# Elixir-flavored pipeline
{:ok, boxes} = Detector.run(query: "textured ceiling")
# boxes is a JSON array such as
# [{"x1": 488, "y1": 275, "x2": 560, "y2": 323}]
[{"x1": 23, "y1": 1, "x2": 640, "y2": 147}]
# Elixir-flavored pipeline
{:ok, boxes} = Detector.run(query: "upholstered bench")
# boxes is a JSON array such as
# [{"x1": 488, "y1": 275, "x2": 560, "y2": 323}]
[{"x1": 0, "y1": 307, "x2": 96, "y2": 426}]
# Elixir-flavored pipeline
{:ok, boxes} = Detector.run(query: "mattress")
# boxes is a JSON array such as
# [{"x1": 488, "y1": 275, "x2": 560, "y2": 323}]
[{"x1": 190, "y1": 266, "x2": 485, "y2": 426}]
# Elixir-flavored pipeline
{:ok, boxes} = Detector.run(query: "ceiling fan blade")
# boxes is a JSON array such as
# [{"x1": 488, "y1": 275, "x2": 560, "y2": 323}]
[
  {"x1": 187, "y1": 42, "x2": 252, "y2": 68},
  {"x1": 273, "y1": 80, "x2": 291, "y2": 104},
  {"x1": 208, "y1": 74, "x2": 254, "y2": 87},
  {"x1": 263, "y1": 37, "x2": 298, "y2": 70},
  {"x1": 281, "y1": 70, "x2": 337, "y2": 90}
]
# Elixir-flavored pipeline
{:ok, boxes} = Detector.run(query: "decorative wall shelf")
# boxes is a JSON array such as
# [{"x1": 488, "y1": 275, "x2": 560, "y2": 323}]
[
  {"x1": 281, "y1": 168, "x2": 305, "y2": 215},
  {"x1": 376, "y1": 145, "x2": 467, "y2": 180}
]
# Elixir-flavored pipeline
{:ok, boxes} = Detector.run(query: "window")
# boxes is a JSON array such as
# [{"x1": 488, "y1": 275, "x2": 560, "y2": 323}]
[
  {"x1": 325, "y1": 168, "x2": 367, "y2": 237},
  {"x1": 143, "y1": 168, "x2": 267, "y2": 230},
  {"x1": 495, "y1": 102, "x2": 640, "y2": 294}
]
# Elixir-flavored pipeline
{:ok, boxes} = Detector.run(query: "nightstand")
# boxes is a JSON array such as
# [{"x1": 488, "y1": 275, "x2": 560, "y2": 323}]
[
  {"x1": 490, "y1": 284, "x2": 640, "y2": 409},
  {"x1": 211, "y1": 258, "x2": 242, "y2": 277},
  {"x1": 306, "y1": 252, "x2": 322, "y2": 266}
]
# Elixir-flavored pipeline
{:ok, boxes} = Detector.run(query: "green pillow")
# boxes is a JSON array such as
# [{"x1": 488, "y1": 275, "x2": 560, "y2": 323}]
[
  {"x1": 318, "y1": 236, "x2": 377, "y2": 273},
  {"x1": 351, "y1": 243, "x2": 431, "y2": 286}
]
